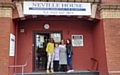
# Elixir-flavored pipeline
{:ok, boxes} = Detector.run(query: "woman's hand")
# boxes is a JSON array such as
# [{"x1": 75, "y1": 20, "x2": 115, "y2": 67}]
[{"x1": 68, "y1": 55, "x2": 71, "y2": 57}]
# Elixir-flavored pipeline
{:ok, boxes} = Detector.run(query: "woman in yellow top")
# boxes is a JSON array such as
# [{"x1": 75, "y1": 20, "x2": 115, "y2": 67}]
[{"x1": 46, "y1": 38, "x2": 54, "y2": 73}]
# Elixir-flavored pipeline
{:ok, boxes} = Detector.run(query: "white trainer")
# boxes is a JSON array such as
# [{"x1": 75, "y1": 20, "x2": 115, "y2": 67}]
[
  {"x1": 67, "y1": 70, "x2": 72, "y2": 73},
  {"x1": 71, "y1": 70, "x2": 74, "y2": 72}
]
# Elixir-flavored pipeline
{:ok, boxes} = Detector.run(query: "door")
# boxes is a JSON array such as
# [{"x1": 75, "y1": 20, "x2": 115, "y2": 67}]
[
  {"x1": 33, "y1": 31, "x2": 62, "y2": 71},
  {"x1": 34, "y1": 33, "x2": 50, "y2": 71}
]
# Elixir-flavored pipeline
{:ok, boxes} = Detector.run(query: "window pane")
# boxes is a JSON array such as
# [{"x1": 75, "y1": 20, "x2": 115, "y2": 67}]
[{"x1": 51, "y1": 33, "x2": 61, "y2": 42}]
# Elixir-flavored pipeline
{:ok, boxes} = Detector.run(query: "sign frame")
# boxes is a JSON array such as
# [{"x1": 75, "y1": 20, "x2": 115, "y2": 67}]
[
  {"x1": 9, "y1": 34, "x2": 15, "y2": 56},
  {"x1": 72, "y1": 35, "x2": 84, "y2": 46},
  {"x1": 23, "y1": 1, "x2": 91, "y2": 16}
]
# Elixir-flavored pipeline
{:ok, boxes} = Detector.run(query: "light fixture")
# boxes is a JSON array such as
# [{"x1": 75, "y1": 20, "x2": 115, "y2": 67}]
[{"x1": 20, "y1": 29, "x2": 24, "y2": 33}]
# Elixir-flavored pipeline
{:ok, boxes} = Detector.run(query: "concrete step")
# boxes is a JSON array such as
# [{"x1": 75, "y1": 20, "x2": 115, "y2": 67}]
[{"x1": 16, "y1": 70, "x2": 99, "y2": 75}]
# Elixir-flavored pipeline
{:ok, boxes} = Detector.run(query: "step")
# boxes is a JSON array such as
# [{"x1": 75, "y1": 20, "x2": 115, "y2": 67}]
[{"x1": 16, "y1": 70, "x2": 99, "y2": 75}]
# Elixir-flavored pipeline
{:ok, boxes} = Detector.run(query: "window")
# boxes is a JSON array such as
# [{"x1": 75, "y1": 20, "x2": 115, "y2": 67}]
[{"x1": 51, "y1": 33, "x2": 61, "y2": 43}]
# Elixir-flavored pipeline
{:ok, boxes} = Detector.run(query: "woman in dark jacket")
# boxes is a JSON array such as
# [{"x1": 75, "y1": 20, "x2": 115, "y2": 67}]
[{"x1": 66, "y1": 38, "x2": 74, "y2": 72}]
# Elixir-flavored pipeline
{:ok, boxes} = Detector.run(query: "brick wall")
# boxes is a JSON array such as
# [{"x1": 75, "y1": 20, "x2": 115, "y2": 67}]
[
  {"x1": 103, "y1": 19, "x2": 120, "y2": 75},
  {"x1": 99, "y1": 3, "x2": 120, "y2": 74},
  {"x1": 0, "y1": 18, "x2": 11, "y2": 75},
  {"x1": 8, "y1": 19, "x2": 16, "y2": 75},
  {"x1": 0, "y1": 0, "x2": 11, "y2": 2},
  {"x1": 100, "y1": 9, "x2": 120, "y2": 19},
  {"x1": 0, "y1": 3, "x2": 14, "y2": 75},
  {"x1": 101, "y1": 0, "x2": 120, "y2": 4},
  {"x1": 109, "y1": 74, "x2": 120, "y2": 75},
  {"x1": 92, "y1": 20, "x2": 108, "y2": 75},
  {"x1": 0, "y1": 7, "x2": 12, "y2": 18}
]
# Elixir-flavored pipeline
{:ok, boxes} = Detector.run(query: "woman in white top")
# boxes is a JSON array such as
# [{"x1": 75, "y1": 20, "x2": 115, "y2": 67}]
[{"x1": 59, "y1": 39, "x2": 67, "y2": 72}]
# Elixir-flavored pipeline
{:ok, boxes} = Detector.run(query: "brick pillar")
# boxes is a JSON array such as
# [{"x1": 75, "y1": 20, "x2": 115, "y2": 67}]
[
  {"x1": 101, "y1": 0, "x2": 120, "y2": 4},
  {"x1": 0, "y1": 3, "x2": 15, "y2": 75},
  {"x1": 0, "y1": 0, "x2": 12, "y2": 2},
  {"x1": 99, "y1": 4, "x2": 120, "y2": 75}
]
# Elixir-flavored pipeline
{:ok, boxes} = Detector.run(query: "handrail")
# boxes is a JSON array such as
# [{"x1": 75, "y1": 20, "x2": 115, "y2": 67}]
[{"x1": 9, "y1": 52, "x2": 32, "y2": 75}]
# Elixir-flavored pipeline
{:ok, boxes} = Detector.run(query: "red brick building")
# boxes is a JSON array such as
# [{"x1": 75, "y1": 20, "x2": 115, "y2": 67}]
[{"x1": 0, "y1": 0, "x2": 120, "y2": 75}]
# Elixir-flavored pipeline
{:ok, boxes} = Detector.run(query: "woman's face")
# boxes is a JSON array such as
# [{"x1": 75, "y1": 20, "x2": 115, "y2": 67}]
[
  {"x1": 67, "y1": 40, "x2": 70, "y2": 44},
  {"x1": 50, "y1": 38, "x2": 53, "y2": 43},
  {"x1": 55, "y1": 44, "x2": 58, "y2": 47},
  {"x1": 61, "y1": 40, "x2": 64, "y2": 44}
]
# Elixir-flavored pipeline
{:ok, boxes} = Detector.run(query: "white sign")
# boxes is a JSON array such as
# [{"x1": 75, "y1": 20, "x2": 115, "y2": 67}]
[
  {"x1": 9, "y1": 34, "x2": 15, "y2": 56},
  {"x1": 72, "y1": 35, "x2": 83, "y2": 46},
  {"x1": 23, "y1": 1, "x2": 91, "y2": 16},
  {"x1": 36, "y1": 35, "x2": 44, "y2": 48}
]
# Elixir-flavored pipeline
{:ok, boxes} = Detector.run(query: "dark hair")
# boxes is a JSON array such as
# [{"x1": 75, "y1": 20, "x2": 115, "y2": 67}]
[
  {"x1": 66, "y1": 38, "x2": 71, "y2": 49},
  {"x1": 55, "y1": 43, "x2": 59, "y2": 46},
  {"x1": 50, "y1": 38, "x2": 54, "y2": 43},
  {"x1": 66, "y1": 38, "x2": 71, "y2": 44}
]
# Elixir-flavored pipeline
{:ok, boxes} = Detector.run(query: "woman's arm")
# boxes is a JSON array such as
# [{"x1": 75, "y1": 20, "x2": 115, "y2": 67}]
[
  {"x1": 46, "y1": 43, "x2": 49, "y2": 53},
  {"x1": 69, "y1": 44, "x2": 73, "y2": 56}
]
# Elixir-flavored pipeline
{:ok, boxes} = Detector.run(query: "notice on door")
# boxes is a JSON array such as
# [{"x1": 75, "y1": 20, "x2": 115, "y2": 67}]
[
  {"x1": 9, "y1": 34, "x2": 15, "y2": 56},
  {"x1": 72, "y1": 35, "x2": 83, "y2": 46}
]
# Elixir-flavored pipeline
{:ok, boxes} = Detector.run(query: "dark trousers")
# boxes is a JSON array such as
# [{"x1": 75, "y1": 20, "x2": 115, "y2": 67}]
[
  {"x1": 37, "y1": 56, "x2": 40, "y2": 68},
  {"x1": 60, "y1": 64, "x2": 67, "y2": 72},
  {"x1": 54, "y1": 60, "x2": 59, "y2": 72},
  {"x1": 67, "y1": 55, "x2": 73, "y2": 70}
]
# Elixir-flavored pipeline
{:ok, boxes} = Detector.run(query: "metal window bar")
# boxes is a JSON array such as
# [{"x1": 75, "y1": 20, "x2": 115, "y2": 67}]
[{"x1": 9, "y1": 52, "x2": 32, "y2": 75}]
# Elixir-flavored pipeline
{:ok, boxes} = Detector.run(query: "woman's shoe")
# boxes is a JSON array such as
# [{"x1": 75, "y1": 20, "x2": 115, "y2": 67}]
[
  {"x1": 67, "y1": 70, "x2": 72, "y2": 73},
  {"x1": 46, "y1": 70, "x2": 49, "y2": 73},
  {"x1": 51, "y1": 69, "x2": 54, "y2": 73},
  {"x1": 71, "y1": 70, "x2": 74, "y2": 72}
]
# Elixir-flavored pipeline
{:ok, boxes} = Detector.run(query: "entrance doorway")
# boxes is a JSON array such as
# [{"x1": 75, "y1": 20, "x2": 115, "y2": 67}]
[{"x1": 33, "y1": 31, "x2": 62, "y2": 71}]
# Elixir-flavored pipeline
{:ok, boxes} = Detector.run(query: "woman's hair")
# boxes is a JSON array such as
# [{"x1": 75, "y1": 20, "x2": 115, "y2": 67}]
[
  {"x1": 66, "y1": 38, "x2": 71, "y2": 44},
  {"x1": 55, "y1": 43, "x2": 59, "y2": 47},
  {"x1": 66, "y1": 38, "x2": 71, "y2": 49},
  {"x1": 50, "y1": 38, "x2": 54, "y2": 43}
]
